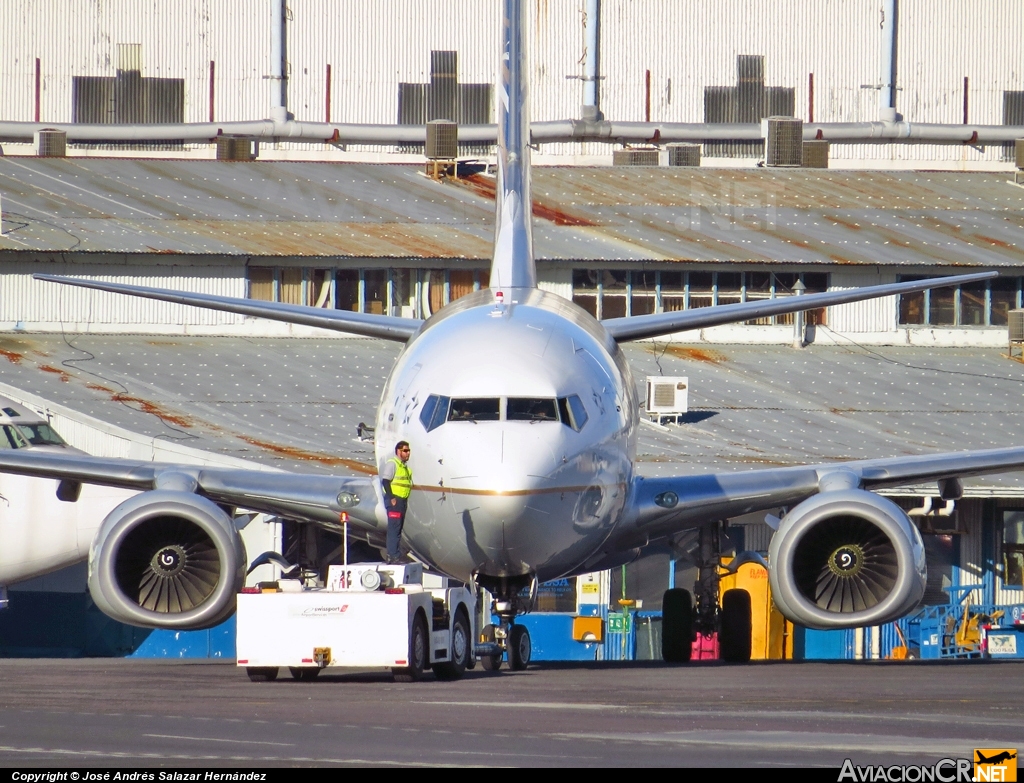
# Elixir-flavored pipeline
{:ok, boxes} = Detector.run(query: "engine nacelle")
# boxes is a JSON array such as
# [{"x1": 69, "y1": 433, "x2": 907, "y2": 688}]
[
  {"x1": 768, "y1": 489, "x2": 926, "y2": 630},
  {"x1": 88, "y1": 490, "x2": 246, "y2": 630}
]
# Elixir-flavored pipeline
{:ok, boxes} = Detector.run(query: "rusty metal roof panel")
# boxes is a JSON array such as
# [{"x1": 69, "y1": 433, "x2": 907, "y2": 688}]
[
  {"x1": 2, "y1": 160, "x2": 1023, "y2": 268},
  {"x1": 0, "y1": 335, "x2": 1021, "y2": 494}
]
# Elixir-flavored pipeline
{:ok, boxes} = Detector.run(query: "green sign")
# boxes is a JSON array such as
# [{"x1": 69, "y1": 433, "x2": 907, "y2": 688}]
[{"x1": 608, "y1": 612, "x2": 633, "y2": 634}]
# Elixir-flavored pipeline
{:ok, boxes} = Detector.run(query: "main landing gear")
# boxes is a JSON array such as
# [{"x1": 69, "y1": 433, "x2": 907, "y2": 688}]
[
  {"x1": 476, "y1": 574, "x2": 536, "y2": 672},
  {"x1": 662, "y1": 521, "x2": 753, "y2": 664}
]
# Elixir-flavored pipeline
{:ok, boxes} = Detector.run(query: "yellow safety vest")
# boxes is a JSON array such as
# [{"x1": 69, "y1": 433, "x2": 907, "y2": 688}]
[{"x1": 387, "y1": 457, "x2": 413, "y2": 499}]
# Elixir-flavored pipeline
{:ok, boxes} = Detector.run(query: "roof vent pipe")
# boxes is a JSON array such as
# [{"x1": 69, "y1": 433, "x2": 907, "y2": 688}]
[
  {"x1": 879, "y1": 0, "x2": 898, "y2": 122},
  {"x1": 269, "y1": 0, "x2": 288, "y2": 123},
  {"x1": 581, "y1": 0, "x2": 602, "y2": 121}
]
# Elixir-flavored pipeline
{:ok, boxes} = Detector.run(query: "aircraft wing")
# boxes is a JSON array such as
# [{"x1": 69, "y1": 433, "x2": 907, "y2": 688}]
[
  {"x1": 33, "y1": 274, "x2": 421, "y2": 343},
  {"x1": 0, "y1": 449, "x2": 385, "y2": 534},
  {"x1": 602, "y1": 271, "x2": 996, "y2": 343},
  {"x1": 618, "y1": 445, "x2": 1024, "y2": 546}
]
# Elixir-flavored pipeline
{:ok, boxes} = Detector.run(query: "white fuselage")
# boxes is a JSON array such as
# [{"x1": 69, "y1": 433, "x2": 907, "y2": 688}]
[{"x1": 375, "y1": 287, "x2": 639, "y2": 584}]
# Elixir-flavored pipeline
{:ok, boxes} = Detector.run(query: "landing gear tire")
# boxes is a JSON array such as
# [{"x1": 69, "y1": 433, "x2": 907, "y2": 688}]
[
  {"x1": 393, "y1": 613, "x2": 429, "y2": 682},
  {"x1": 479, "y1": 623, "x2": 503, "y2": 672},
  {"x1": 719, "y1": 588, "x2": 753, "y2": 663},
  {"x1": 289, "y1": 667, "x2": 321, "y2": 681},
  {"x1": 433, "y1": 609, "x2": 471, "y2": 681},
  {"x1": 246, "y1": 667, "x2": 279, "y2": 682},
  {"x1": 508, "y1": 624, "x2": 531, "y2": 671},
  {"x1": 661, "y1": 588, "x2": 694, "y2": 663}
]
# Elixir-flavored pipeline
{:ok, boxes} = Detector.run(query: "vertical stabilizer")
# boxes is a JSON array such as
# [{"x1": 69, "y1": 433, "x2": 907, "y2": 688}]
[{"x1": 489, "y1": 0, "x2": 537, "y2": 290}]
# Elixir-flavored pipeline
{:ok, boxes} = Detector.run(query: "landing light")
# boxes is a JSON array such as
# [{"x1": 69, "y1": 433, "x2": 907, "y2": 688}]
[
  {"x1": 655, "y1": 491, "x2": 679, "y2": 509},
  {"x1": 336, "y1": 492, "x2": 359, "y2": 508}
]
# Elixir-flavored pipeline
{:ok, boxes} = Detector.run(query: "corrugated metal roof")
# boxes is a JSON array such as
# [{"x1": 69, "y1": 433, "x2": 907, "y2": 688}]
[
  {"x1": 2, "y1": 158, "x2": 1023, "y2": 267},
  {"x1": 0, "y1": 335, "x2": 1021, "y2": 494}
]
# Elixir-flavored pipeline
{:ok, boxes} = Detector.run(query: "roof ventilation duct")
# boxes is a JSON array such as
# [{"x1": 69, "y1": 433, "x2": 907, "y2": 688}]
[
  {"x1": 613, "y1": 148, "x2": 659, "y2": 166},
  {"x1": 667, "y1": 143, "x2": 700, "y2": 167},
  {"x1": 216, "y1": 137, "x2": 256, "y2": 161},
  {"x1": 802, "y1": 140, "x2": 829, "y2": 168},
  {"x1": 34, "y1": 129, "x2": 66, "y2": 157},
  {"x1": 764, "y1": 117, "x2": 802, "y2": 167}
]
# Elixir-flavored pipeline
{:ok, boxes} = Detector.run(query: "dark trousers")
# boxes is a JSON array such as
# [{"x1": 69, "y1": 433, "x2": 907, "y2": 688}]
[{"x1": 385, "y1": 495, "x2": 408, "y2": 560}]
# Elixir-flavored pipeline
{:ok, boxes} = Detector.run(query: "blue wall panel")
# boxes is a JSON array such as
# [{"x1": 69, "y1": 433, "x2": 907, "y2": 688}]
[
  {"x1": 0, "y1": 590, "x2": 235, "y2": 658},
  {"x1": 514, "y1": 614, "x2": 600, "y2": 661}
]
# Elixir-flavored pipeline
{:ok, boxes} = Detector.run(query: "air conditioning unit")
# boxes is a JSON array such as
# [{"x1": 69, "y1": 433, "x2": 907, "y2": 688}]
[
  {"x1": 667, "y1": 143, "x2": 701, "y2": 167},
  {"x1": 34, "y1": 129, "x2": 67, "y2": 158},
  {"x1": 802, "y1": 140, "x2": 829, "y2": 169},
  {"x1": 1009, "y1": 310, "x2": 1024, "y2": 342},
  {"x1": 764, "y1": 117, "x2": 803, "y2": 167},
  {"x1": 613, "y1": 148, "x2": 660, "y2": 167},
  {"x1": 425, "y1": 120, "x2": 458, "y2": 160},
  {"x1": 646, "y1": 376, "x2": 688, "y2": 421}
]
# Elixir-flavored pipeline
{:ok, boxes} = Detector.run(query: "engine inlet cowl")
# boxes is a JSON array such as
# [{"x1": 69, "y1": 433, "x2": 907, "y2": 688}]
[
  {"x1": 88, "y1": 490, "x2": 246, "y2": 630},
  {"x1": 768, "y1": 489, "x2": 926, "y2": 630}
]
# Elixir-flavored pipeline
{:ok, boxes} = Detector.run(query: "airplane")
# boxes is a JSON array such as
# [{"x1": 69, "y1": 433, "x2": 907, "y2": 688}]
[
  {"x1": 976, "y1": 751, "x2": 1017, "y2": 765},
  {"x1": 1, "y1": 0, "x2": 1024, "y2": 672}
]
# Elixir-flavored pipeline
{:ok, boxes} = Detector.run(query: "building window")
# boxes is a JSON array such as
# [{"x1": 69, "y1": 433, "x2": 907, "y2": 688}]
[
  {"x1": 898, "y1": 276, "x2": 1022, "y2": 327},
  {"x1": 571, "y1": 269, "x2": 829, "y2": 323},
  {"x1": 248, "y1": 267, "x2": 275, "y2": 301},
  {"x1": 1003, "y1": 510, "x2": 1024, "y2": 588},
  {"x1": 247, "y1": 267, "x2": 486, "y2": 319}
]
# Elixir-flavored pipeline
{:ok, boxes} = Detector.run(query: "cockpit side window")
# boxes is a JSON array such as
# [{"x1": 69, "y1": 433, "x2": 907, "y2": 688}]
[
  {"x1": 448, "y1": 398, "x2": 500, "y2": 422},
  {"x1": 507, "y1": 398, "x2": 558, "y2": 422},
  {"x1": 559, "y1": 395, "x2": 589, "y2": 432},
  {"x1": 16, "y1": 423, "x2": 67, "y2": 447},
  {"x1": 0, "y1": 425, "x2": 28, "y2": 449},
  {"x1": 420, "y1": 394, "x2": 451, "y2": 432}
]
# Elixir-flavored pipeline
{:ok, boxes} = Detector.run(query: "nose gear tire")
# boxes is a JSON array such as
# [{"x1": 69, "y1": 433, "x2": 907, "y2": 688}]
[
  {"x1": 508, "y1": 624, "x2": 531, "y2": 670},
  {"x1": 480, "y1": 623, "x2": 503, "y2": 671}
]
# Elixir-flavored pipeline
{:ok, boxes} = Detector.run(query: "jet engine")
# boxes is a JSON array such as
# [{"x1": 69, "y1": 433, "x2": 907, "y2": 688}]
[
  {"x1": 768, "y1": 489, "x2": 926, "y2": 630},
  {"x1": 88, "y1": 490, "x2": 246, "y2": 629}
]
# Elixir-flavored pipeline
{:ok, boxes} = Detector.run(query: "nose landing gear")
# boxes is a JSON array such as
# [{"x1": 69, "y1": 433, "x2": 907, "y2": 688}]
[{"x1": 475, "y1": 574, "x2": 537, "y2": 672}]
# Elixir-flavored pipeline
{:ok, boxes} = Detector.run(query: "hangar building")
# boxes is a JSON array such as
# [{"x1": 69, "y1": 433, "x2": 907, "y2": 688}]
[{"x1": 0, "y1": 0, "x2": 1023, "y2": 661}]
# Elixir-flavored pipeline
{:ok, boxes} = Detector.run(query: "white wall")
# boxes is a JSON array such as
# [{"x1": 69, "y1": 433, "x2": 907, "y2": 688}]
[{"x1": 3, "y1": 0, "x2": 1022, "y2": 166}]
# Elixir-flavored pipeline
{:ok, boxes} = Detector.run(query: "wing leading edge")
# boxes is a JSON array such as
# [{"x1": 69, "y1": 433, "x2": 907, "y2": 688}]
[
  {"x1": 616, "y1": 445, "x2": 1024, "y2": 547},
  {"x1": 33, "y1": 274, "x2": 421, "y2": 343},
  {"x1": 0, "y1": 450, "x2": 385, "y2": 534},
  {"x1": 603, "y1": 271, "x2": 997, "y2": 343}
]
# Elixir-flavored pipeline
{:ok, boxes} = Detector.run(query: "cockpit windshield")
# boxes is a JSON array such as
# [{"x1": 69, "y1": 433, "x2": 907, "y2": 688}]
[
  {"x1": 448, "y1": 398, "x2": 500, "y2": 422},
  {"x1": 507, "y1": 398, "x2": 558, "y2": 421},
  {"x1": 420, "y1": 394, "x2": 589, "y2": 432}
]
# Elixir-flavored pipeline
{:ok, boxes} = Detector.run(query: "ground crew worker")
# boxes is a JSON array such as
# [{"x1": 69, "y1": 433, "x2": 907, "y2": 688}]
[{"x1": 380, "y1": 440, "x2": 412, "y2": 563}]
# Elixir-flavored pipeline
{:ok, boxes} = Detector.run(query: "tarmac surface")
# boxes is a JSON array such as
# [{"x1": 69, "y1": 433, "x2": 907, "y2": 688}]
[{"x1": 0, "y1": 658, "x2": 1022, "y2": 768}]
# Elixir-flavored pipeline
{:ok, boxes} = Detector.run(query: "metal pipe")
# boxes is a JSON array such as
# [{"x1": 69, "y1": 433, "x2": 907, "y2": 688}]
[
  {"x1": 808, "y1": 72, "x2": 814, "y2": 123},
  {"x1": 269, "y1": 0, "x2": 287, "y2": 122},
  {"x1": 208, "y1": 61, "x2": 215, "y2": 123},
  {"x1": 3, "y1": 118, "x2": 1024, "y2": 147},
  {"x1": 325, "y1": 64, "x2": 332, "y2": 124},
  {"x1": 879, "y1": 0, "x2": 898, "y2": 120},
  {"x1": 792, "y1": 279, "x2": 806, "y2": 349},
  {"x1": 34, "y1": 58, "x2": 41, "y2": 123},
  {"x1": 645, "y1": 69, "x2": 651, "y2": 123},
  {"x1": 582, "y1": 0, "x2": 601, "y2": 120}
]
